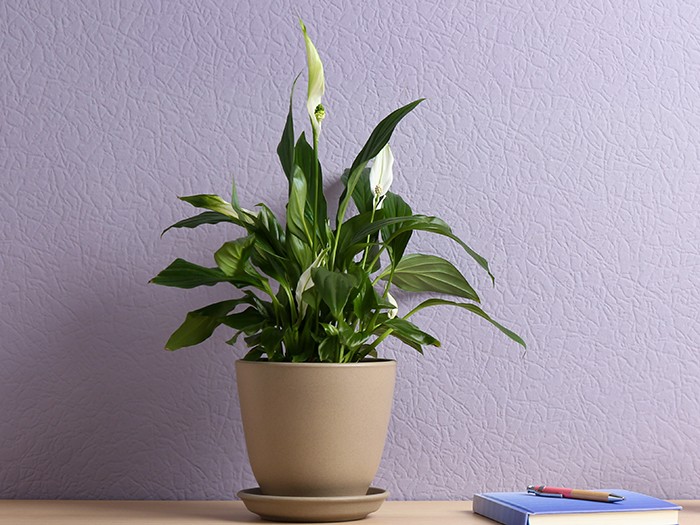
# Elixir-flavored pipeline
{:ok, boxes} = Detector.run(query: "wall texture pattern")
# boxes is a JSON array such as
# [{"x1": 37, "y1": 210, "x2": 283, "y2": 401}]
[{"x1": 2, "y1": 0, "x2": 700, "y2": 500}]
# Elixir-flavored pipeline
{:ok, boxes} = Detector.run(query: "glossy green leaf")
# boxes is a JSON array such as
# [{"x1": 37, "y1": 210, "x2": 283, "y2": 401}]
[
  {"x1": 353, "y1": 273, "x2": 379, "y2": 321},
  {"x1": 245, "y1": 326, "x2": 285, "y2": 357},
  {"x1": 287, "y1": 166, "x2": 311, "y2": 244},
  {"x1": 165, "y1": 299, "x2": 249, "y2": 350},
  {"x1": 334, "y1": 209, "x2": 384, "y2": 269},
  {"x1": 407, "y1": 299, "x2": 526, "y2": 348},
  {"x1": 230, "y1": 173, "x2": 241, "y2": 209},
  {"x1": 311, "y1": 267, "x2": 358, "y2": 318},
  {"x1": 339, "y1": 168, "x2": 382, "y2": 271},
  {"x1": 378, "y1": 317, "x2": 440, "y2": 352},
  {"x1": 343, "y1": 214, "x2": 494, "y2": 283},
  {"x1": 242, "y1": 347, "x2": 264, "y2": 360},
  {"x1": 380, "y1": 192, "x2": 413, "y2": 266},
  {"x1": 287, "y1": 234, "x2": 313, "y2": 276},
  {"x1": 295, "y1": 132, "x2": 328, "y2": 240},
  {"x1": 354, "y1": 345, "x2": 378, "y2": 361},
  {"x1": 150, "y1": 259, "x2": 228, "y2": 289},
  {"x1": 254, "y1": 204, "x2": 286, "y2": 250},
  {"x1": 318, "y1": 336, "x2": 340, "y2": 362},
  {"x1": 249, "y1": 204, "x2": 290, "y2": 282},
  {"x1": 214, "y1": 236, "x2": 256, "y2": 276},
  {"x1": 388, "y1": 254, "x2": 479, "y2": 302},
  {"x1": 221, "y1": 307, "x2": 267, "y2": 334},
  {"x1": 341, "y1": 167, "x2": 373, "y2": 215},
  {"x1": 179, "y1": 194, "x2": 254, "y2": 227},
  {"x1": 337, "y1": 99, "x2": 424, "y2": 227},
  {"x1": 336, "y1": 319, "x2": 370, "y2": 351},
  {"x1": 161, "y1": 211, "x2": 235, "y2": 236},
  {"x1": 277, "y1": 74, "x2": 300, "y2": 183},
  {"x1": 349, "y1": 99, "x2": 424, "y2": 175}
]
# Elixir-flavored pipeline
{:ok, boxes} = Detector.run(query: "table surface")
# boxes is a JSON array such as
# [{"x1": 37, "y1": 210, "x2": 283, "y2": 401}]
[{"x1": 0, "y1": 500, "x2": 697, "y2": 524}]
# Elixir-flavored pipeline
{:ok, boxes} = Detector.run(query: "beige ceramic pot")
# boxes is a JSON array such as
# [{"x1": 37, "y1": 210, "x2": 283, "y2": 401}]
[{"x1": 235, "y1": 359, "x2": 396, "y2": 497}]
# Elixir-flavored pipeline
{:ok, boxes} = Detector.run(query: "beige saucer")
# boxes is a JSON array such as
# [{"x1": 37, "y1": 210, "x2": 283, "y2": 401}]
[{"x1": 237, "y1": 487, "x2": 389, "y2": 522}]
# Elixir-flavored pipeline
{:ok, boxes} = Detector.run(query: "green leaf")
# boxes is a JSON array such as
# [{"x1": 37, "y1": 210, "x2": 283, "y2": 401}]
[
  {"x1": 214, "y1": 236, "x2": 256, "y2": 276},
  {"x1": 222, "y1": 307, "x2": 267, "y2": 334},
  {"x1": 318, "y1": 336, "x2": 340, "y2": 362},
  {"x1": 380, "y1": 192, "x2": 413, "y2": 266},
  {"x1": 407, "y1": 299, "x2": 526, "y2": 348},
  {"x1": 349, "y1": 99, "x2": 425, "y2": 175},
  {"x1": 337, "y1": 99, "x2": 424, "y2": 227},
  {"x1": 311, "y1": 267, "x2": 358, "y2": 318},
  {"x1": 341, "y1": 167, "x2": 373, "y2": 215},
  {"x1": 353, "y1": 273, "x2": 379, "y2": 321},
  {"x1": 255, "y1": 204, "x2": 286, "y2": 249},
  {"x1": 245, "y1": 326, "x2": 285, "y2": 358},
  {"x1": 378, "y1": 317, "x2": 440, "y2": 352},
  {"x1": 334, "y1": 209, "x2": 385, "y2": 270},
  {"x1": 226, "y1": 330, "x2": 245, "y2": 347},
  {"x1": 295, "y1": 132, "x2": 328, "y2": 240},
  {"x1": 339, "y1": 168, "x2": 381, "y2": 271},
  {"x1": 388, "y1": 254, "x2": 479, "y2": 302},
  {"x1": 301, "y1": 284, "x2": 321, "y2": 312},
  {"x1": 287, "y1": 166, "x2": 311, "y2": 244},
  {"x1": 250, "y1": 204, "x2": 290, "y2": 282},
  {"x1": 161, "y1": 211, "x2": 235, "y2": 236},
  {"x1": 336, "y1": 319, "x2": 370, "y2": 351},
  {"x1": 343, "y1": 215, "x2": 494, "y2": 283},
  {"x1": 165, "y1": 299, "x2": 248, "y2": 350},
  {"x1": 354, "y1": 345, "x2": 378, "y2": 361},
  {"x1": 287, "y1": 234, "x2": 313, "y2": 275},
  {"x1": 231, "y1": 173, "x2": 241, "y2": 209},
  {"x1": 179, "y1": 194, "x2": 236, "y2": 219},
  {"x1": 242, "y1": 347, "x2": 264, "y2": 360},
  {"x1": 277, "y1": 74, "x2": 301, "y2": 183},
  {"x1": 150, "y1": 259, "x2": 228, "y2": 289}
]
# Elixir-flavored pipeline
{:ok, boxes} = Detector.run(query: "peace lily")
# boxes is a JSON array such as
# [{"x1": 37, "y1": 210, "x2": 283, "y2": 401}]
[
  {"x1": 152, "y1": 20, "x2": 525, "y2": 363},
  {"x1": 369, "y1": 143, "x2": 394, "y2": 209},
  {"x1": 300, "y1": 19, "x2": 325, "y2": 141},
  {"x1": 295, "y1": 251, "x2": 326, "y2": 317},
  {"x1": 386, "y1": 292, "x2": 398, "y2": 319}
]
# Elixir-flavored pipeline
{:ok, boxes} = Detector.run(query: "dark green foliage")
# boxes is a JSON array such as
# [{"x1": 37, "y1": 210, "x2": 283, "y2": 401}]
[{"x1": 152, "y1": 28, "x2": 524, "y2": 361}]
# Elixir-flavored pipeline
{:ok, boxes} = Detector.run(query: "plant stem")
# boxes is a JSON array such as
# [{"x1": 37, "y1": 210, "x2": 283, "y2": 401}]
[
  {"x1": 367, "y1": 327, "x2": 393, "y2": 352},
  {"x1": 312, "y1": 123, "x2": 320, "y2": 253},
  {"x1": 360, "y1": 201, "x2": 377, "y2": 269},
  {"x1": 367, "y1": 300, "x2": 420, "y2": 353},
  {"x1": 368, "y1": 246, "x2": 388, "y2": 275},
  {"x1": 331, "y1": 162, "x2": 368, "y2": 269}
]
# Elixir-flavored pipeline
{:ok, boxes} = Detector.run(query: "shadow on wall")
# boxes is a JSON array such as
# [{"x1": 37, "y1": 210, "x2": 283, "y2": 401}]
[{"x1": 1, "y1": 275, "x2": 253, "y2": 499}]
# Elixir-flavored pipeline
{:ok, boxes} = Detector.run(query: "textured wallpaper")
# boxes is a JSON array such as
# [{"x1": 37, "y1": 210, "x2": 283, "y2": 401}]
[{"x1": 2, "y1": 0, "x2": 700, "y2": 500}]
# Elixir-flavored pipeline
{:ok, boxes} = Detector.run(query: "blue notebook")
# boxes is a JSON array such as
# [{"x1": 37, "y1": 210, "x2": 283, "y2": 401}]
[{"x1": 472, "y1": 490, "x2": 681, "y2": 525}]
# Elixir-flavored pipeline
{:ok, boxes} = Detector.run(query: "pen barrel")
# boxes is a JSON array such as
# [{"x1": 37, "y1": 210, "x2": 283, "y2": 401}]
[{"x1": 569, "y1": 489, "x2": 612, "y2": 502}]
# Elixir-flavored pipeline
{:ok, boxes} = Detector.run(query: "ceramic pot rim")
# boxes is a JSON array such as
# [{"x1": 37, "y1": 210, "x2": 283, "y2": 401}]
[{"x1": 235, "y1": 358, "x2": 395, "y2": 368}]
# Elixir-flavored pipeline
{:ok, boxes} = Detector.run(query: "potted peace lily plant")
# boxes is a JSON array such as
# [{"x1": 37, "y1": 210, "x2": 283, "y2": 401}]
[{"x1": 152, "y1": 20, "x2": 524, "y2": 522}]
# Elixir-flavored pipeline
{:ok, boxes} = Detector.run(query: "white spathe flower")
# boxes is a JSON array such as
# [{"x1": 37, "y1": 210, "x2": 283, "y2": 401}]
[
  {"x1": 386, "y1": 291, "x2": 398, "y2": 319},
  {"x1": 295, "y1": 252, "x2": 326, "y2": 317},
  {"x1": 300, "y1": 19, "x2": 325, "y2": 137},
  {"x1": 369, "y1": 143, "x2": 394, "y2": 209}
]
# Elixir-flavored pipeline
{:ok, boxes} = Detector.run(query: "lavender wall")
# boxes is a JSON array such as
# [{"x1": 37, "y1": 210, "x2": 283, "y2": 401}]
[{"x1": 2, "y1": 0, "x2": 700, "y2": 500}]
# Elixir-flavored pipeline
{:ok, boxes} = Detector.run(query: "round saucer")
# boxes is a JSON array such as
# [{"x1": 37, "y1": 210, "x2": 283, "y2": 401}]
[{"x1": 237, "y1": 487, "x2": 389, "y2": 522}]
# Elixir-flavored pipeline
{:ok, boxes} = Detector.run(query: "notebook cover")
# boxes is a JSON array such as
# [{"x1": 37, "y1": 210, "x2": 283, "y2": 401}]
[{"x1": 472, "y1": 490, "x2": 682, "y2": 525}]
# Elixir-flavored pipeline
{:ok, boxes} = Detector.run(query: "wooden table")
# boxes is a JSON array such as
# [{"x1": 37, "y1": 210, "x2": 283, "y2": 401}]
[{"x1": 0, "y1": 500, "x2": 697, "y2": 524}]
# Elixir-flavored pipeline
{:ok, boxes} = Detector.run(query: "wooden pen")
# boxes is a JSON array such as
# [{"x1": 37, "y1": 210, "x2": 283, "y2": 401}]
[{"x1": 527, "y1": 485, "x2": 626, "y2": 503}]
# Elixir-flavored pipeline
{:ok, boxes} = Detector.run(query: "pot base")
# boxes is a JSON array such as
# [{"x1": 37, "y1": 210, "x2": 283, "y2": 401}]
[{"x1": 237, "y1": 487, "x2": 388, "y2": 522}]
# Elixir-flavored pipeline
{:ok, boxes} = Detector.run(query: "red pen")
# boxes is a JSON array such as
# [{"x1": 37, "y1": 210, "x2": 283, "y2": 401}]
[{"x1": 527, "y1": 485, "x2": 625, "y2": 503}]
